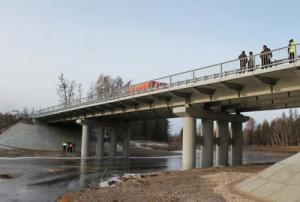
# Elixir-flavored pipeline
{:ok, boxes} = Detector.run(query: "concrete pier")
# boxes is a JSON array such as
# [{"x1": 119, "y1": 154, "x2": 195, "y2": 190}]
[
  {"x1": 216, "y1": 121, "x2": 229, "y2": 166},
  {"x1": 110, "y1": 127, "x2": 118, "y2": 159},
  {"x1": 182, "y1": 116, "x2": 196, "y2": 170},
  {"x1": 96, "y1": 126, "x2": 105, "y2": 159},
  {"x1": 231, "y1": 121, "x2": 243, "y2": 166},
  {"x1": 81, "y1": 124, "x2": 90, "y2": 158},
  {"x1": 201, "y1": 119, "x2": 214, "y2": 168},
  {"x1": 122, "y1": 127, "x2": 130, "y2": 158}
]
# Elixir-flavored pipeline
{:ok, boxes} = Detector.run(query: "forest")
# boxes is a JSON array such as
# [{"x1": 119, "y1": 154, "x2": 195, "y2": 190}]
[{"x1": 244, "y1": 109, "x2": 300, "y2": 146}]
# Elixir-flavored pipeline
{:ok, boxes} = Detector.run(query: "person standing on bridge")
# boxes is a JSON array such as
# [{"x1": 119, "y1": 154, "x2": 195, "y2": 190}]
[
  {"x1": 238, "y1": 51, "x2": 247, "y2": 73},
  {"x1": 260, "y1": 45, "x2": 272, "y2": 68},
  {"x1": 288, "y1": 39, "x2": 296, "y2": 63},
  {"x1": 248, "y1": 51, "x2": 255, "y2": 71}
]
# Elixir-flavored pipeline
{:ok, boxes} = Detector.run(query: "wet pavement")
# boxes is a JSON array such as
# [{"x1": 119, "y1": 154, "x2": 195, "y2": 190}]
[{"x1": 0, "y1": 151, "x2": 292, "y2": 202}]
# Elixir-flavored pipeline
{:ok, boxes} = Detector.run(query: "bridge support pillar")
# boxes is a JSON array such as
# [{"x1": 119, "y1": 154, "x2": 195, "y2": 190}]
[
  {"x1": 201, "y1": 118, "x2": 214, "y2": 168},
  {"x1": 231, "y1": 121, "x2": 243, "y2": 166},
  {"x1": 182, "y1": 116, "x2": 196, "y2": 170},
  {"x1": 81, "y1": 124, "x2": 90, "y2": 158},
  {"x1": 123, "y1": 127, "x2": 131, "y2": 158},
  {"x1": 96, "y1": 126, "x2": 105, "y2": 159},
  {"x1": 110, "y1": 127, "x2": 118, "y2": 159},
  {"x1": 216, "y1": 121, "x2": 229, "y2": 166}
]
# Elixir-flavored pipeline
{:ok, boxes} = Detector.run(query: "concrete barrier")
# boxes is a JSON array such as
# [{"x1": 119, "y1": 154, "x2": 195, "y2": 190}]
[
  {"x1": 0, "y1": 122, "x2": 82, "y2": 151},
  {"x1": 236, "y1": 152, "x2": 300, "y2": 202}
]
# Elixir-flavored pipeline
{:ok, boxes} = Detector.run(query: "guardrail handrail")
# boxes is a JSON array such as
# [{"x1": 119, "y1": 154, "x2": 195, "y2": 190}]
[{"x1": 32, "y1": 43, "x2": 299, "y2": 117}]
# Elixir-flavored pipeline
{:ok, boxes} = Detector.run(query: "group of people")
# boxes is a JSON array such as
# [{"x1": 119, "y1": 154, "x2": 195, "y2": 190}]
[
  {"x1": 238, "y1": 39, "x2": 296, "y2": 72},
  {"x1": 62, "y1": 142, "x2": 76, "y2": 152}
]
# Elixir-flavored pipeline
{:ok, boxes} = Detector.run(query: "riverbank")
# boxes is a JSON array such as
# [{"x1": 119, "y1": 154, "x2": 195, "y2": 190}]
[
  {"x1": 0, "y1": 145, "x2": 297, "y2": 158},
  {"x1": 244, "y1": 145, "x2": 300, "y2": 153},
  {"x1": 58, "y1": 164, "x2": 268, "y2": 202}
]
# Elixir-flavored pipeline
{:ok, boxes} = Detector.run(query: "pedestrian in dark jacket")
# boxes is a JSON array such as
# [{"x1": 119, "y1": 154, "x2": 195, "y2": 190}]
[
  {"x1": 260, "y1": 45, "x2": 272, "y2": 68},
  {"x1": 239, "y1": 51, "x2": 247, "y2": 73}
]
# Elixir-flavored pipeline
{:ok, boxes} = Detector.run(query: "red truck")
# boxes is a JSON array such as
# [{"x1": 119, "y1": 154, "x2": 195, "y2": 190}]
[{"x1": 127, "y1": 81, "x2": 167, "y2": 93}]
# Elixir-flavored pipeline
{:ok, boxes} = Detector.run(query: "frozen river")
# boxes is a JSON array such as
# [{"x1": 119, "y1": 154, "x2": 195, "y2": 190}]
[{"x1": 0, "y1": 151, "x2": 292, "y2": 202}]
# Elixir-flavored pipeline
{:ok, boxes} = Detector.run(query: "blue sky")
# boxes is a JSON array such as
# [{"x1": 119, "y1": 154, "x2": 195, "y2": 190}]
[{"x1": 0, "y1": 0, "x2": 299, "y2": 133}]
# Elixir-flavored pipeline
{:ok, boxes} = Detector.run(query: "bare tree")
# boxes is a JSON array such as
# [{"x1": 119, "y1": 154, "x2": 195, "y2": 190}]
[
  {"x1": 67, "y1": 80, "x2": 76, "y2": 105},
  {"x1": 77, "y1": 83, "x2": 82, "y2": 103},
  {"x1": 57, "y1": 73, "x2": 68, "y2": 104},
  {"x1": 243, "y1": 118, "x2": 255, "y2": 145},
  {"x1": 87, "y1": 82, "x2": 95, "y2": 101},
  {"x1": 57, "y1": 73, "x2": 78, "y2": 105}
]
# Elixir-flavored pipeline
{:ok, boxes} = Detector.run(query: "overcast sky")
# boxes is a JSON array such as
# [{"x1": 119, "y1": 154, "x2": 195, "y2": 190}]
[{"x1": 0, "y1": 0, "x2": 299, "y2": 133}]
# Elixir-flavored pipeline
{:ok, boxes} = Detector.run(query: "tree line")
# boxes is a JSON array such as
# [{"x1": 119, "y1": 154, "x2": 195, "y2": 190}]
[
  {"x1": 244, "y1": 109, "x2": 300, "y2": 146},
  {"x1": 57, "y1": 73, "x2": 170, "y2": 142},
  {"x1": 0, "y1": 108, "x2": 31, "y2": 129}
]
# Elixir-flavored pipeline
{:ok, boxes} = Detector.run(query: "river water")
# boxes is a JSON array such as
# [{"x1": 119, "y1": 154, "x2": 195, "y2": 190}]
[{"x1": 0, "y1": 151, "x2": 292, "y2": 202}]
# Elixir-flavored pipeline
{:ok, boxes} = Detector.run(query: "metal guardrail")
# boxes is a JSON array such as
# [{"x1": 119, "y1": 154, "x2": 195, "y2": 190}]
[{"x1": 32, "y1": 43, "x2": 299, "y2": 117}]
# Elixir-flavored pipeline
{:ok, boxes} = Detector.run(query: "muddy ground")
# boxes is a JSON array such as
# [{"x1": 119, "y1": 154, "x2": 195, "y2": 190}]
[
  {"x1": 0, "y1": 147, "x2": 74, "y2": 157},
  {"x1": 58, "y1": 164, "x2": 268, "y2": 202}
]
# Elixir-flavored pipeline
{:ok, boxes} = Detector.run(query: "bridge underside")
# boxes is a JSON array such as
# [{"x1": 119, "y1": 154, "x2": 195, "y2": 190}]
[{"x1": 32, "y1": 61, "x2": 300, "y2": 170}]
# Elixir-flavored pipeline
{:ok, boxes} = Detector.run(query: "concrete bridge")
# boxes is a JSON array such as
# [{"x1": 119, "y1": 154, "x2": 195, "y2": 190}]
[{"x1": 32, "y1": 44, "x2": 300, "y2": 170}]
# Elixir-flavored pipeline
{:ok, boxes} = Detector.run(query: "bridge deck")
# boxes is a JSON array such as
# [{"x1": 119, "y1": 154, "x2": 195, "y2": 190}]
[{"x1": 32, "y1": 44, "x2": 300, "y2": 123}]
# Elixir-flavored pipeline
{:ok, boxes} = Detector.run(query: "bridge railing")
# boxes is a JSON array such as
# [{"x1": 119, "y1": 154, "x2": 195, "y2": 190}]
[{"x1": 32, "y1": 43, "x2": 299, "y2": 117}]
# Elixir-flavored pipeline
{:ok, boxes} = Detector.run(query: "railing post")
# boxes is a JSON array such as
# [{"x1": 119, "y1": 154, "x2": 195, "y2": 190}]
[
  {"x1": 192, "y1": 70, "x2": 195, "y2": 82},
  {"x1": 253, "y1": 55, "x2": 256, "y2": 71},
  {"x1": 169, "y1": 76, "x2": 172, "y2": 87},
  {"x1": 220, "y1": 64, "x2": 223, "y2": 76},
  {"x1": 295, "y1": 44, "x2": 298, "y2": 62}
]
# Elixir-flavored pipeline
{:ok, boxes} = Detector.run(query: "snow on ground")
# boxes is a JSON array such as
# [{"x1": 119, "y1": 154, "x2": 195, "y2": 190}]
[
  {"x1": 130, "y1": 140, "x2": 168, "y2": 150},
  {"x1": 0, "y1": 144, "x2": 13, "y2": 149}
]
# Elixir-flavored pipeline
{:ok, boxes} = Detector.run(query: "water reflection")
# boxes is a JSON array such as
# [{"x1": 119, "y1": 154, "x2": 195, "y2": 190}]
[
  {"x1": 0, "y1": 151, "x2": 292, "y2": 202},
  {"x1": 79, "y1": 158, "x2": 88, "y2": 188}
]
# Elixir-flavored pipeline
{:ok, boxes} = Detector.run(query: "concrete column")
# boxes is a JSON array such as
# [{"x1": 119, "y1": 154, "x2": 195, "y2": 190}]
[
  {"x1": 216, "y1": 121, "x2": 229, "y2": 166},
  {"x1": 182, "y1": 116, "x2": 196, "y2": 170},
  {"x1": 81, "y1": 124, "x2": 90, "y2": 158},
  {"x1": 96, "y1": 126, "x2": 105, "y2": 159},
  {"x1": 123, "y1": 127, "x2": 131, "y2": 158},
  {"x1": 201, "y1": 118, "x2": 214, "y2": 168},
  {"x1": 110, "y1": 127, "x2": 118, "y2": 159},
  {"x1": 231, "y1": 121, "x2": 243, "y2": 166}
]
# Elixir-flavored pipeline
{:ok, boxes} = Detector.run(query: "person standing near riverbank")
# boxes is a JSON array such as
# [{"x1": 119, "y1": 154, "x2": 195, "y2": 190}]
[{"x1": 62, "y1": 142, "x2": 67, "y2": 152}]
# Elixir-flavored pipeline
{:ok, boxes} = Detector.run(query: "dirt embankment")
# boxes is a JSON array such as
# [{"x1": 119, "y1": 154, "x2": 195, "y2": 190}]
[
  {"x1": 58, "y1": 164, "x2": 268, "y2": 202},
  {"x1": 0, "y1": 148, "x2": 79, "y2": 158}
]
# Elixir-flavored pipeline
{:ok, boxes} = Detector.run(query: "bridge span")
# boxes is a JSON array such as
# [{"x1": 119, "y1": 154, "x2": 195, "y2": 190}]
[{"x1": 32, "y1": 44, "x2": 300, "y2": 170}]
